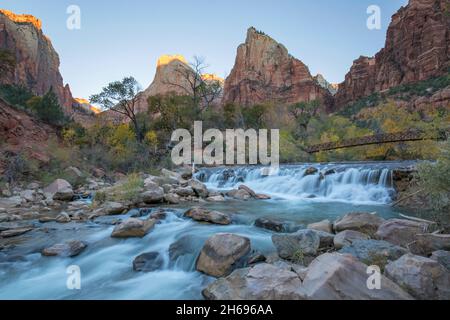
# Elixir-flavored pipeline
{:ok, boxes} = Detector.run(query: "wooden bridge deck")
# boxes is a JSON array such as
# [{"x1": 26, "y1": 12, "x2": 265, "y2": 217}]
[{"x1": 305, "y1": 129, "x2": 449, "y2": 154}]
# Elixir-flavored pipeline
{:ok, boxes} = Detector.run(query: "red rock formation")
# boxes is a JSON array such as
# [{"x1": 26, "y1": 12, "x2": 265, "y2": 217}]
[
  {"x1": 0, "y1": 9, "x2": 74, "y2": 111},
  {"x1": 222, "y1": 27, "x2": 332, "y2": 108},
  {"x1": 336, "y1": 0, "x2": 450, "y2": 108},
  {"x1": 0, "y1": 97, "x2": 56, "y2": 173}
]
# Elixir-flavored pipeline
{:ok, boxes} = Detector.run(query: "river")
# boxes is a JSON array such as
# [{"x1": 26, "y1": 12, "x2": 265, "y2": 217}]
[{"x1": 0, "y1": 162, "x2": 416, "y2": 299}]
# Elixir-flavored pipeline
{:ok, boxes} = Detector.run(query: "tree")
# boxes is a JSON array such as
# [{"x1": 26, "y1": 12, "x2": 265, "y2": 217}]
[
  {"x1": 27, "y1": 88, "x2": 66, "y2": 126},
  {"x1": 163, "y1": 56, "x2": 223, "y2": 112},
  {"x1": 0, "y1": 49, "x2": 16, "y2": 80},
  {"x1": 288, "y1": 100, "x2": 321, "y2": 138},
  {"x1": 90, "y1": 77, "x2": 144, "y2": 141}
]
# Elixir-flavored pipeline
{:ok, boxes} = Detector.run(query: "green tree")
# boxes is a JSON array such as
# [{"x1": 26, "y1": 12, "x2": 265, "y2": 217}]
[
  {"x1": 288, "y1": 100, "x2": 321, "y2": 138},
  {"x1": 90, "y1": 77, "x2": 145, "y2": 141},
  {"x1": 27, "y1": 88, "x2": 66, "y2": 126}
]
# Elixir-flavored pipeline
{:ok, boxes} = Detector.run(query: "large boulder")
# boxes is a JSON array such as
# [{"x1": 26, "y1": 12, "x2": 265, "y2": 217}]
[
  {"x1": 184, "y1": 207, "x2": 231, "y2": 225},
  {"x1": 238, "y1": 185, "x2": 257, "y2": 198},
  {"x1": 430, "y1": 250, "x2": 450, "y2": 270},
  {"x1": 385, "y1": 254, "x2": 450, "y2": 300},
  {"x1": 334, "y1": 230, "x2": 370, "y2": 250},
  {"x1": 202, "y1": 263, "x2": 305, "y2": 300},
  {"x1": 227, "y1": 189, "x2": 252, "y2": 200},
  {"x1": 375, "y1": 219, "x2": 429, "y2": 248},
  {"x1": 133, "y1": 252, "x2": 164, "y2": 272},
  {"x1": 175, "y1": 186, "x2": 196, "y2": 197},
  {"x1": 196, "y1": 233, "x2": 251, "y2": 277},
  {"x1": 188, "y1": 180, "x2": 209, "y2": 198},
  {"x1": 103, "y1": 201, "x2": 127, "y2": 215},
  {"x1": 164, "y1": 193, "x2": 180, "y2": 204},
  {"x1": 339, "y1": 240, "x2": 408, "y2": 269},
  {"x1": 307, "y1": 219, "x2": 332, "y2": 234},
  {"x1": 301, "y1": 253, "x2": 412, "y2": 300},
  {"x1": 141, "y1": 186, "x2": 164, "y2": 204},
  {"x1": 410, "y1": 234, "x2": 450, "y2": 256},
  {"x1": 272, "y1": 229, "x2": 320, "y2": 261},
  {"x1": 42, "y1": 240, "x2": 87, "y2": 257},
  {"x1": 43, "y1": 179, "x2": 74, "y2": 201},
  {"x1": 111, "y1": 218, "x2": 157, "y2": 238},
  {"x1": 334, "y1": 212, "x2": 385, "y2": 236}
]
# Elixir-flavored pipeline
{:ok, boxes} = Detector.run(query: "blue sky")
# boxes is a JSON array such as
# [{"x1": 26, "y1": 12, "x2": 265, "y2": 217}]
[{"x1": 1, "y1": 0, "x2": 408, "y2": 99}]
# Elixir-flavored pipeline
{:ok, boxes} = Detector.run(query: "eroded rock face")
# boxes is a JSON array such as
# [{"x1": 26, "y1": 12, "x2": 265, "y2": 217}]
[
  {"x1": 336, "y1": 0, "x2": 450, "y2": 108},
  {"x1": 0, "y1": 10, "x2": 73, "y2": 110},
  {"x1": 301, "y1": 253, "x2": 412, "y2": 300},
  {"x1": 385, "y1": 253, "x2": 450, "y2": 300},
  {"x1": 222, "y1": 27, "x2": 332, "y2": 108},
  {"x1": 202, "y1": 263, "x2": 305, "y2": 300},
  {"x1": 196, "y1": 233, "x2": 251, "y2": 277}
]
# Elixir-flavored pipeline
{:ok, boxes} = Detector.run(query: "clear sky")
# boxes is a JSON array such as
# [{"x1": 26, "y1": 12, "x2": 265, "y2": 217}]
[{"x1": 1, "y1": 0, "x2": 408, "y2": 99}]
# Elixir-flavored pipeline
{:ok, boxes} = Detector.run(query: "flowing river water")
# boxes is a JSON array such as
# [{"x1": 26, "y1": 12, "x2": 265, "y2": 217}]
[{"x1": 0, "y1": 162, "x2": 417, "y2": 299}]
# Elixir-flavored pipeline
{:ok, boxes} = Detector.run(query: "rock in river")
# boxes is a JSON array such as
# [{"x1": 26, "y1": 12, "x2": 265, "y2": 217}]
[
  {"x1": 334, "y1": 212, "x2": 385, "y2": 237},
  {"x1": 42, "y1": 240, "x2": 87, "y2": 257},
  {"x1": 133, "y1": 252, "x2": 164, "y2": 272},
  {"x1": 111, "y1": 218, "x2": 157, "y2": 238},
  {"x1": 196, "y1": 233, "x2": 251, "y2": 277},
  {"x1": 184, "y1": 207, "x2": 232, "y2": 225}
]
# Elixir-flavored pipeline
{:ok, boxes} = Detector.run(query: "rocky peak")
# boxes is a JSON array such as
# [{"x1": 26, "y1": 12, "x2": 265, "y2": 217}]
[
  {"x1": 314, "y1": 74, "x2": 338, "y2": 95},
  {"x1": 222, "y1": 27, "x2": 332, "y2": 109},
  {"x1": 335, "y1": 0, "x2": 450, "y2": 108},
  {"x1": 0, "y1": 9, "x2": 74, "y2": 111}
]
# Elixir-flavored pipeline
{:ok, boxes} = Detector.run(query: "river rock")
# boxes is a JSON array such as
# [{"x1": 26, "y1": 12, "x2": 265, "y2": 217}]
[
  {"x1": 164, "y1": 193, "x2": 180, "y2": 204},
  {"x1": 333, "y1": 230, "x2": 370, "y2": 250},
  {"x1": 430, "y1": 251, "x2": 450, "y2": 270},
  {"x1": 255, "y1": 217, "x2": 289, "y2": 233},
  {"x1": 188, "y1": 180, "x2": 209, "y2": 198},
  {"x1": 174, "y1": 186, "x2": 196, "y2": 197},
  {"x1": 20, "y1": 190, "x2": 35, "y2": 203},
  {"x1": 42, "y1": 240, "x2": 87, "y2": 257},
  {"x1": 304, "y1": 167, "x2": 318, "y2": 176},
  {"x1": 313, "y1": 230, "x2": 335, "y2": 248},
  {"x1": 161, "y1": 169, "x2": 184, "y2": 184},
  {"x1": 202, "y1": 263, "x2": 305, "y2": 300},
  {"x1": 339, "y1": 240, "x2": 408, "y2": 269},
  {"x1": 375, "y1": 219, "x2": 429, "y2": 248},
  {"x1": 196, "y1": 233, "x2": 251, "y2": 277},
  {"x1": 334, "y1": 212, "x2": 385, "y2": 236},
  {"x1": 255, "y1": 194, "x2": 271, "y2": 200},
  {"x1": 410, "y1": 234, "x2": 450, "y2": 256},
  {"x1": 238, "y1": 185, "x2": 257, "y2": 198},
  {"x1": 307, "y1": 219, "x2": 332, "y2": 234},
  {"x1": 111, "y1": 218, "x2": 157, "y2": 238},
  {"x1": 55, "y1": 212, "x2": 71, "y2": 223},
  {"x1": 184, "y1": 207, "x2": 231, "y2": 225},
  {"x1": 133, "y1": 252, "x2": 164, "y2": 272},
  {"x1": 141, "y1": 186, "x2": 164, "y2": 204},
  {"x1": 385, "y1": 254, "x2": 450, "y2": 300},
  {"x1": 301, "y1": 253, "x2": 412, "y2": 300},
  {"x1": 43, "y1": 179, "x2": 74, "y2": 201},
  {"x1": 272, "y1": 229, "x2": 320, "y2": 261},
  {"x1": 103, "y1": 201, "x2": 127, "y2": 215},
  {"x1": 206, "y1": 195, "x2": 225, "y2": 202},
  {"x1": 227, "y1": 189, "x2": 251, "y2": 200},
  {"x1": 0, "y1": 227, "x2": 33, "y2": 238}
]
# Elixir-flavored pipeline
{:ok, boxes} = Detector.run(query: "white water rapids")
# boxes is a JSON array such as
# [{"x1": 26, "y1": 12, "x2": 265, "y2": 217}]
[{"x1": 0, "y1": 162, "x2": 414, "y2": 299}]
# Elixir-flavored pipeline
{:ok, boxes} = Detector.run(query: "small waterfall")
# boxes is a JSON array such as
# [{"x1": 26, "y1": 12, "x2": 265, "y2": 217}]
[{"x1": 196, "y1": 163, "x2": 398, "y2": 205}]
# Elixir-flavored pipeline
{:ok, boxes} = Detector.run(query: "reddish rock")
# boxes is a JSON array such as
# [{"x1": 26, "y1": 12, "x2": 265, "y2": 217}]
[
  {"x1": 0, "y1": 10, "x2": 73, "y2": 110},
  {"x1": 336, "y1": 0, "x2": 450, "y2": 108},
  {"x1": 222, "y1": 27, "x2": 333, "y2": 109}
]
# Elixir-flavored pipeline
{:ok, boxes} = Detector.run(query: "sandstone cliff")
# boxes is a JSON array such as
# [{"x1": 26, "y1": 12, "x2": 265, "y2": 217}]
[
  {"x1": 222, "y1": 27, "x2": 333, "y2": 109},
  {"x1": 0, "y1": 9, "x2": 73, "y2": 110},
  {"x1": 336, "y1": 0, "x2": 450, "y2": 108}
]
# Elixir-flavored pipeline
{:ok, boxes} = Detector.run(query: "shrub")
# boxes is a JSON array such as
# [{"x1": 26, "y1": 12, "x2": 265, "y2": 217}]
[
  {"x1": 27, "y1": 88, "x2": 66, "y2": 126},
  {"x1": 109, "y1": 173, "x2": 144, "y2": 203},
  {"x1": 0, "y1": 84, "x2": 33, "y2": 108}
]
